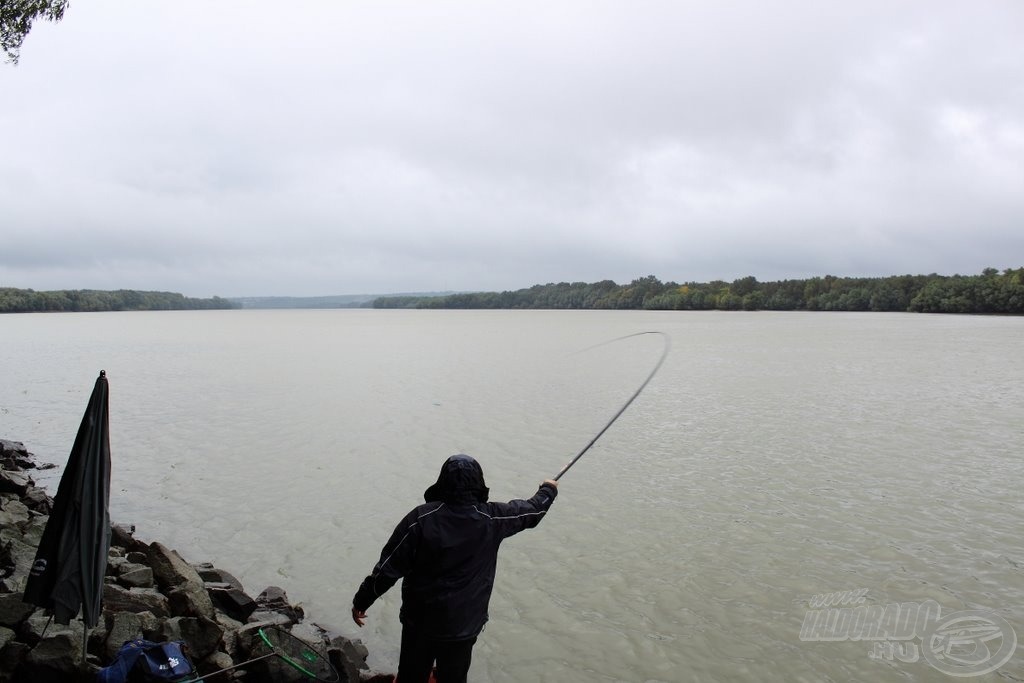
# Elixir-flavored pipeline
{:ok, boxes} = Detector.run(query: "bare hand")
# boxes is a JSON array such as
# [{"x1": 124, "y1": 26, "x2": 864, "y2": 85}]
[{"x1": 352, "y1": 607, "x2": 367, "y2": 627}]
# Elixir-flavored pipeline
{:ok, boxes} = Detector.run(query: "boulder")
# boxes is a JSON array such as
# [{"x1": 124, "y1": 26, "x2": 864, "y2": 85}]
[
  {"x1": 111, "y1": 524, "x2": 144, "y2": 553},
  {"x1": 156, "y1": 616, "x2": 224, "y2": 661},
  {"x1": 18, "y1": 632, "x2": 86, "y2": 683},
  {"x1": 0, "y1": 437, "x2": 378, "y2": 683},
  {"x1": 0, "y1": 626, "x2": 15, "y2": 652},
  {"x1": 255, "y1": 586, "x2": 289, "y2": 609},
  {"x1": 0, "y1": 535, "x2": 38, "y2": 593},
  {"x1": 331, "y1": 633, "x2": 370, "y2": 671},
  {"x1": 255, "y1": 586, "x2": 304, "y2": 624},
  {"x1": 0, "y1": 594, "x2": 35, "y2": 628},
  {"x1": 0, "y1": 499, "x2": 30, "y2": 529},
  {"x1": 290, "y1": 621, "x2": 330, "y2": 651},
  {"x1": 21, "y1": 487, "x2": 52, "y2": 515},
  {"x1": 137, "y1": 611, "x2": 162, "y2": 641},
  {"x1": 102, "y1": 584, "x2": 170, "y2": 618},
  {"x1": 243, "y1": 610, "x2": 293, "y2": 630},
  {"x1": 118, "y1": 564, "x2": 155, "y2": 589},
  {"x1": 208, "y1": 585, "x2": 257, "y2": 623},
  {"x1": 0, "y1": 471, "x2": 32, "y2": 497},
  {"x1": 21, "y1": 611, "x2": 77, "y2": 642},
  {"x1": 0, "y1": 640, "x2": 31, "y2": 679},
  {"x1": 0, "y1": 441, "x2": 35, "y2": 471},
  {"x1": 103, "y1": 612, "x2": 146, "y2": 660},
  {"x1": 125, "y1": 551, "x2": 148, "y2": 565},
  {"x1": 236, "y1": 618, "x2": 293, "y2": 657},
  {"x1": 18, "y1": 514, "x2": 48, "y2": 547},
  {"x1": 197, "y1": 650, "x2": 234, "y2": 679},
  {"x1": 168, "y1": 580, "x2": 215, "y2": 619},
  {"x1": 213, "y1": 613, "x2": 244, "y2": 660},
  {"x1": 146, "y1": 542, "x2": 203, "y2": 589},
  {"x1": 194, "y1": 562, "x2": 245, "y2": 591},
  {"x1": 360, "y1": 673, "x2": 398, "y2": 683}
]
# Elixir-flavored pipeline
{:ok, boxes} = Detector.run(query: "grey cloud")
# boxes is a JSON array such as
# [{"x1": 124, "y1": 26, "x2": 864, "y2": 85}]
[{"x1": 1, "y1": 1, "x2": 1022, "y2": 296}]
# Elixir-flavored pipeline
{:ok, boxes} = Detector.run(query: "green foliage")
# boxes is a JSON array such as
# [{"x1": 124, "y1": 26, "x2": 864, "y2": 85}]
[
  {"x1": 0, "y1": 288, "x2": 240, "y2": 313},
  {"x1": 373, "y1": 268, "x2": 1024, "y2": 314},
  {"x1": 1, "y1": 0, "x2": 68, "y2": 65}
]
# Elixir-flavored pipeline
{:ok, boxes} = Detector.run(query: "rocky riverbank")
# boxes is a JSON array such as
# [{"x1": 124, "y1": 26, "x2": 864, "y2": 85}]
[{"x1": 0, "y1": 438, "x2": 394, "y2": 683}]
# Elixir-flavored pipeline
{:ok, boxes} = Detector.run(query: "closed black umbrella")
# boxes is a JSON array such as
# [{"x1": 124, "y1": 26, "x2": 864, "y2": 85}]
[{"x1": 23, "y1": 370, "x2": 112, "y2": 632}]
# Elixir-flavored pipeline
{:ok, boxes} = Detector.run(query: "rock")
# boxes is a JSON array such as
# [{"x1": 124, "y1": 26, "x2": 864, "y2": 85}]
[
  {"x1": 18, "y1": 514, "x2": 48, "y2": 547},
  {"x1": 290, "y1": 621, "x2": 330, "y2": 651},
  {"x1": 111, "y1": 523, "x2": 143, "y2": 553},
  {"x1": 21, "y1": 487, "x2": 52, "y2": 515},
  {"x1": 244, "y1": 610, "x2": 293, "y2": 630},
  {"x1": 18, "y1": 631, "x2": 85, "y2": 683},
  {"x1": 106, "y1": 553, "x2": 127, "y2": 574},
  {"x1": 214, "y1": 612, "x2": 244, "y2": 660},
  {"x1": 104, "y1": 612, "x2": 146, "y2": 659},
  {"x1": 21, "y1": 611, "x2": 77, "y2": 642},
  {"x1": 328, "y1": 636, "x2": 369, "y2": 683},
  {"x1": 331, "y1": 633, "x2": 370, "y2": 671},
  {"x1": 0, "y1": 440, "x2": 28, "y2": 455},
  {"x1": 255, "y1": 586, "x2": 304, "y2": 623},
  {"x1": 0, "y1": 437, "x2": 368, "y2": 683},
  {"x1": 197, "y1": 650, "x2": 234, "y2": 679},
  {"x1": 146, "y1": 540, "x2": 203, "y2": 589},
  {"x1": 118, "y1": 564, "x2": 155, "y2": 589},
  {"x1": 255, "y1": 586, "x2": 289, "y2": 609},
  {"x1": 156, "y1": 616, "x2": 224, "y2": 660},
  {"x1": 0, "y1": 441, "x2": 36, "y2": 471},
  {"x1": 0, "y1": 535, "x2": 38, "y2": 593},
  {"x1": 0, "y1": 594, "x2": 35, "y2": 628},
  {"x1": 0, "y1": 640, "x2": 31, "y2": 678},
  {"x1": 136, "y1": 611, "x2": 162, "y2": 641},
  {"x1": 208, "y1": 585, "x2": 257, "y2": 623},
  {"x1": 168, "y1": 580, "x2": 215, "y2": 619},
  {"x1": 146, "y1": 542, "x2": 203, "y2": 589},
  {"x1": 194, "y1": 563, "x2": 244, "y2": 591},
  {"x1": 360, "y1": 673, "x2": 397, "y2": 683},
  {"x1": 0, "y1": 471, "x2": 32, "y2": 497},
  {"x1": 88, "y1": 619, "x2": 109, "y2": 657},
  {"x1": 0, "y1": 499, "x2": 30, "y2": 529},
  {"x1": 102, "y1": 584, "x2": 170, "y2": 618},
  {"x1": 236, "y1": 618, "x2": 294, "y2": 657}
]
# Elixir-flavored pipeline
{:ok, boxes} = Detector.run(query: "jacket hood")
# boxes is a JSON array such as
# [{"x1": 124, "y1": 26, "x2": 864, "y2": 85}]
[{"x1": 424, "y1": 454, "x2": 489, "y2": 504}]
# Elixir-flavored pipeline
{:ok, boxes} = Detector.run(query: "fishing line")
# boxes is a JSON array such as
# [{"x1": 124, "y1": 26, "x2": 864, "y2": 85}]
[{"x1": 552, "y1": 331, "x2": 670, "y2": 481}]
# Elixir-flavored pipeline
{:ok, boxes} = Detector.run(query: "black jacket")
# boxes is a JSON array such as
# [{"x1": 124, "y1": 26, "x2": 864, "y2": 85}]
[{"x1": 353, "y1": 479, "x2": 557, "y2": 640}]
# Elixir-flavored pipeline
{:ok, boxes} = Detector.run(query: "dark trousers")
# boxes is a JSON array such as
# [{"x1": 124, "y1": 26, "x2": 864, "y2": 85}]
[{"x1": 397, "y1": 626, "x2": 477, "y2": 683}]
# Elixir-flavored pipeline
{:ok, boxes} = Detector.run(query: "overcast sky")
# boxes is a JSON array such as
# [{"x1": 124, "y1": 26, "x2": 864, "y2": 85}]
[{"x1": 2, "y1": 1, "x2": 1022, "y2": 297}]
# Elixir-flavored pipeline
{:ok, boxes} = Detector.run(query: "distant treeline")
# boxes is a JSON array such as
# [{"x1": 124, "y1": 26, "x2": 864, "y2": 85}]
[
  {"x1": 0, "y1": 288, "x2": 239, "y2": 313},
  {"x1": 374, "y1": 268, "x2": 1024, "y2": 314}
]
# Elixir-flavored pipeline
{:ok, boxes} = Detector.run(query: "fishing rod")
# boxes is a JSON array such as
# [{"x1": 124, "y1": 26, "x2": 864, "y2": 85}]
[{"x1": 552, "y1": 331, "x2": 670, "y2": 481}]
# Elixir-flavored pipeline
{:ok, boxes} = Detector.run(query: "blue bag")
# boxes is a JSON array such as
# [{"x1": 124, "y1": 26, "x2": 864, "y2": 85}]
[{"x1": 96, "y1": 639, "x2": 195, "y2": 683}]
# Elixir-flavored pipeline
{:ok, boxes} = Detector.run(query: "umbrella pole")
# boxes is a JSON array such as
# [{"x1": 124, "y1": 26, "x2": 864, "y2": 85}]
[{"x1": 39, "y1": 615, "x2": 53, "y2": 641}]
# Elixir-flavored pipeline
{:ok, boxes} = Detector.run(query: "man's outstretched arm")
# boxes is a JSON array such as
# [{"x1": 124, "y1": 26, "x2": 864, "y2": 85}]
[{"x1": 351, "y1": 504, "x2": 439, "y2": 626}]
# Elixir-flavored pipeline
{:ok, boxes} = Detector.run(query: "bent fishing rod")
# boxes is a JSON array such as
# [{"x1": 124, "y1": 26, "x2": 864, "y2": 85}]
[{"x1": 552, "y1": 331, "x2": 670, "y2": 481}]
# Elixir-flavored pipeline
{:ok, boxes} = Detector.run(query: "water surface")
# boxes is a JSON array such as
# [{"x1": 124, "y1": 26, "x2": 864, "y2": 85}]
[{"x1": 1, "y1": 310, "x2": 1021, "y2": 681}]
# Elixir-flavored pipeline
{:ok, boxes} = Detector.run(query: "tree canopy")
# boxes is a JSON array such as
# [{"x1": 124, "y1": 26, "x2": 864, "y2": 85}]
[
  {"x1": 0, "y1": 288, "x2": 239, "y2": 313},
  {"x1": 2, "y1": 0, "x2": 68, "y2": 65},
  {"x1": 372, "y1": 268, "x2": 1024, "y2": 315}
]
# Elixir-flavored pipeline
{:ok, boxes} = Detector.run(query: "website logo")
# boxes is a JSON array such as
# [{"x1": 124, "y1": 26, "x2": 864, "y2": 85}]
[
  {"x1": 799, "y1": 589, "x2": 1017, "y2": 677},
  {"x1": 921, "y1": 610, "x2": 1017, "y2": 677}
]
